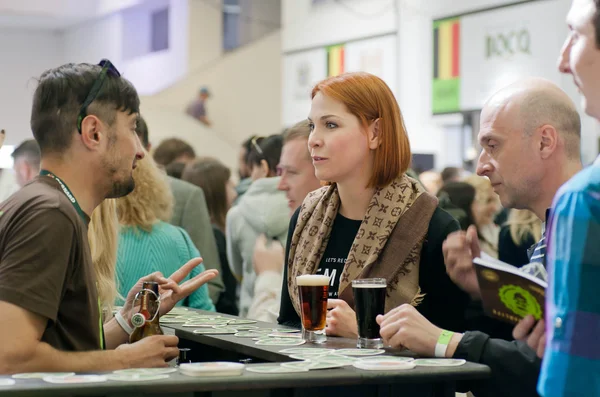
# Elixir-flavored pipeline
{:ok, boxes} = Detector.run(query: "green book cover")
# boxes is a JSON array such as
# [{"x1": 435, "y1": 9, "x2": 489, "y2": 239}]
[{"x1": 473, "y1": 257, "x2": 547, "y2": 325}]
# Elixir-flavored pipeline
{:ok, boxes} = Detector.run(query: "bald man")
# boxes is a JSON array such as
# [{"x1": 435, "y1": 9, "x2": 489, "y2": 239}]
[
  {"x1": 445, "y1": 78, "x2": 582, "y2": 297},
  {"x1": 373, "y1": 79, "x2": 582, "y2": 397}
]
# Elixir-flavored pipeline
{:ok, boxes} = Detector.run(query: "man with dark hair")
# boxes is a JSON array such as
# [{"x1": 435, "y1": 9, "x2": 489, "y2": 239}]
[
  {"x1": 538, "y1": 1, "x2": 600, "y2": 395},
  {"x1": 0, "y1": 61, "x2": 217, "y2": 374},
  {"x1": 135, "y1": 116, "x2": 150, "y2": 150},
  {"x1": 11, "y1": 139, "x2": 41, "y2": 188},
  {"x1": 153, "y1": 137, "x2": 196, "y2": 167},
  {"x1": 233, "y1": 135, "x2": 257, "y2": 205},
  {"x1": 136, "y1": 116, "x2": 225, "y2": 307},
  {"x1": 441, "y1": 166, "x2": 463, "y2": 184}
]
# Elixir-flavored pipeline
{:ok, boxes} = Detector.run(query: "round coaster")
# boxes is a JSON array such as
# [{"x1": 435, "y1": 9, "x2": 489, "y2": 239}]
[
  {"x1": 227, "y1": 319, "x2": 257, "y2": 325},
  {"x1": 279, "y1": 348, "x2": 334, "y2": 355},
  {"x1": 43, "y1": 375, "x2": 108, "y2": 384},
  {"x1": 180, "y1": 362, "x2": 245, "y2": 377},
  {"x1": 159, "y1": 318, "x2": 188, "y2": 324},
  {"x1": 353, "y1": 360, "x2": 416, "y2": 371},
  {"x1": 0, "y1": 379, "x2": 15, "y2": 386},
  {"x1": 289, "y1": 354, "x2": 327, "y2": 361},
  {"x1": 413, "y1": 358, "x2": 466, "y2": 367},
  {"x1": 358, "y1": 356, "x2": 414, "y2": 363},
  {"x1": 272, "y1": 328, "x2": 301, "y2": 333},
  {"x1": 267, "y1": 332, "x2": 302, "y2": 339},
  {"x1": 334, "y1": 349, "x2": 385, "y2": 356},
  {"x1": 185, "y1": 319, "x2": 230, "y2": 325},
  {"x1": 12, "y1": 372, "x2": 75, "y2": 379},
  {"x1": 233, "y1": 325, "x2": 260, "y2": 330},
  {"x1": 107, "y1": 374, "x2": 170, "y2": 382},
  {"x1": 313, "y1": 355, "x2": 358, "y2": 365},
  {"x1": 281, "y1": 361, "x2": 344, "y2": 370},
  {"x1": 113, "y1": 368, "x2": 177, "y2": 375},
  {"x1": 256, "y1": 339, "x2": 306, "y2": 346},
  {"x1": 246, "y1": 365, "x2": 308, "y2": 374},
  {"x1": 251, "y1": 328, "x2": 275, "y2": 334},
  {"x1": 193, "y1": 328, "x2": 238, "y2": 335},
  {"x1": 185, "y1": 315, "x2": 222, "y2": 320},
  {"x1": 182, "y1": 323, "x2": 221, "y2": 328},
  {"x1": 234, "y1": 332, "x2": 262, "y2": 338}
]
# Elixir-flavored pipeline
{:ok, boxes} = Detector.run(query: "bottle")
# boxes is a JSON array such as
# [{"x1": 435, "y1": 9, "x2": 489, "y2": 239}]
[{"x1": 129, "y1": 281, "x2": 163, "y2": 343}]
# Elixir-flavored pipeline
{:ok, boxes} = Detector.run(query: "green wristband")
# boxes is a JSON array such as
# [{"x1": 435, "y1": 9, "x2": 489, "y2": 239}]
[{"x1": 434, "y1": 330, "x2": 455, "y2": 357}]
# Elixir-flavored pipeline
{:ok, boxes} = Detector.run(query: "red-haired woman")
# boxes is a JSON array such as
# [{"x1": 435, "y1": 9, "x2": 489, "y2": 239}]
[{"x1": 278, "y1": 72, "x2": 470, "y2": 337}]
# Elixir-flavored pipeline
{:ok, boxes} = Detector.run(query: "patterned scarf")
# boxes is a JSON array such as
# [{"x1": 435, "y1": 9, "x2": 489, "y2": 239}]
[{"x1": 287, "y1": 174, "x2": 438, "y2": 316}]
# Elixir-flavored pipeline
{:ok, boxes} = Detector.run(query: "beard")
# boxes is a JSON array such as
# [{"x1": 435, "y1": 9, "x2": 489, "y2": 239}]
[
  {"x1": 102, "y1": 152, "x2": 136, "y2": 199},
  {"x1": 106, "y1": 176, "x2": 135, "y2": 198},
  {"x1": 102, "y1": 129, "x2": 137, "y2": 199}
]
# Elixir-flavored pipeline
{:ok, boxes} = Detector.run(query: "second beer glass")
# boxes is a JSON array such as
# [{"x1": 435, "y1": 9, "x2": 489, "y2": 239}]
[
  {"x1": 352, "y1": 278, "x2": 386, "y2": 348},
  {"x1": 297, "y1": 274, "x2": 330, "y2": 344}
]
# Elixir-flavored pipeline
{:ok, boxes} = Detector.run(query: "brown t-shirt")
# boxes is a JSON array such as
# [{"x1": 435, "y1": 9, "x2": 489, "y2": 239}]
[{"x1": 0, "y1": 176, "x2": 101, "y2": 351}]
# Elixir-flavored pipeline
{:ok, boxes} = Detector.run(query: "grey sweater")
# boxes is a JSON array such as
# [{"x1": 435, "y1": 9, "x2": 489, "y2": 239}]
[{"x1": 226, "y1": 177, "x2": 289, "y2": 317}]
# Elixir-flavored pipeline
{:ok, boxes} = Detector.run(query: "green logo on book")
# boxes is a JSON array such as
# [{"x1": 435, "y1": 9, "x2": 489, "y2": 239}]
[{"x1": 498, "y1": 285, "x2": 542, "y2": 320}]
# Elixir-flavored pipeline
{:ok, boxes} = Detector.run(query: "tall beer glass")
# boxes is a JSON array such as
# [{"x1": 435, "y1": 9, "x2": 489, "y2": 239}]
[
  {"x1": 297, "y1": 275, "x2": 330, "y2": 344},
  {"x1": 352, "y1": 278, "x2": 386, "y2": 348}
]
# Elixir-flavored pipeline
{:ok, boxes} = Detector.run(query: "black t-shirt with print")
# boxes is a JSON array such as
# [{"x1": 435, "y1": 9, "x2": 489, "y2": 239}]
[{"x1": 314, "y1": 213, "x2": 362, "y2": 298}]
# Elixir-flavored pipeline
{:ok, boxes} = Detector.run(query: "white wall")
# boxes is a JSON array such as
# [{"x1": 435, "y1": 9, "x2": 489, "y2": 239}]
[
  {"x1": 62, "y1": 14, "x2": 122, "y2": 64},
  {"x1": 188, "y1": 0, "x2": 223, "y2": 71},
  {"x1": 122, "y1": 0, "x2": 189, "y2": 95},
  {"x1": 238, "y1": 0, "x2": 280, "y2": 47},
  {"x1": 140, "y1": 103, "x2": 238, "y2": 172},
  {"x1": 62, "y1": 0, "x2": 188, "y2": 96},
  {"x1": 0, "y1": 29, "x2": 63, "y2": 146},
  {"x1": 143, "y1": 31, "x2": 282, "y2": 147},
  {"x1": 282, "y1": 0, "x2": 397, "y2": 52}
]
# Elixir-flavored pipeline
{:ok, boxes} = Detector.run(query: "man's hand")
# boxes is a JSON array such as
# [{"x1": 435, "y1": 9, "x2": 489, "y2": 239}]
[
  {"x1": 513, "y1": 315, "x2": 546, "y2": 358},
  {"x1": 116, "y1": 335, "x2": 180, "y2": 368},
  {"x1": 253, "y1": 235, "x2": 284, "y2": 276},
  {"x1": 442, "y1": 225, "x2": 481, "y2": 298},
  {"x1": 0, "y1": 130, "x2": 5, "y2": 149},
  {"x1": 121, "y1": 258, "x2": 218, "y2": 321},
  {"x1": 377, "y1": 304, "x2": 463, "y2": 357},
  {"x1": 326, "y1": 299, "x2": 358, "y2": 338}
]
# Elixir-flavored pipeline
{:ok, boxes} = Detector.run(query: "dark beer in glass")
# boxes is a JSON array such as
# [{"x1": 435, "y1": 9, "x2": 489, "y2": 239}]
[
  {"x1": 352, "y1": 278, "x2": 386, "y2": 348},
  {"x1": 297, "y1": 275, "x2": 330, "y2": 343}
]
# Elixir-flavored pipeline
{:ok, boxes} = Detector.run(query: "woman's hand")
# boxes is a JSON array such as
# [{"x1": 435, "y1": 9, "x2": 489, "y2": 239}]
[{"x1": 325, "y1": 299, "x2": 358, "y2": 338}]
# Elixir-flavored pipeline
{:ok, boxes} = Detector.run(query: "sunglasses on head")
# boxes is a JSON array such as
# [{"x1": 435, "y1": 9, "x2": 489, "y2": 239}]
[
  {"x1": 77, "y1": 59, "x2": 121, "y2": 133},
  {"x1": 251, "y1": 136, "x2": 265, "y2": 158}
]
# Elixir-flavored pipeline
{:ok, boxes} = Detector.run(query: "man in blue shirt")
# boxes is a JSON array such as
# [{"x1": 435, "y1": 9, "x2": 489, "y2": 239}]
[{"x1": 539, "y1": 1, "x2": 600, "y2": 395}]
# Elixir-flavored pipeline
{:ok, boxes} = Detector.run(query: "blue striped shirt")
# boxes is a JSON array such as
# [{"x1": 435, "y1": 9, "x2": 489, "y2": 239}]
[{"x1": 538, "y1": 161, "x2": 600, "y2": 397}]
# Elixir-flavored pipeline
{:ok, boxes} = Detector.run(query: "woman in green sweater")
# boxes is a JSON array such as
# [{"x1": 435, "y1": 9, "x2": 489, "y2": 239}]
[{"x1": 115, "y1": 153, "x2": 215, "y2": 311}]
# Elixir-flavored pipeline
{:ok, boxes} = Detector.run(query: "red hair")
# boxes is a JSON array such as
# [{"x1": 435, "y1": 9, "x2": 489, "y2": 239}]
[{"x1": 311, "y1": 72, "x2": 411, "y2": 188}]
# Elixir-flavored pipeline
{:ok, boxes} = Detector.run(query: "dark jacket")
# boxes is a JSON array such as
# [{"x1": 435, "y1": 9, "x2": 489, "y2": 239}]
[
  {"x1": 498, "y1": 225, "x2": 536, "y2": 267},
  {"x1": 212, "y1": 225, "x2": 239, "y2": 316},
  {"x1": 278, "y1": 206, "x2": 471, "y2": 333},
  {"x1": 454, "y1": 331, "x2": 541, "y2": 397}
]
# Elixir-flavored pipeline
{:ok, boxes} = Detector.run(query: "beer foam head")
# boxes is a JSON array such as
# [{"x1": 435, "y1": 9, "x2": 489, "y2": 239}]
[
  {"x1": 352, "y1": 283, "x2": 387, "y2": 288},
  {"x1": 296, "y1": 275, "x2": 330, "y2": 286}
]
